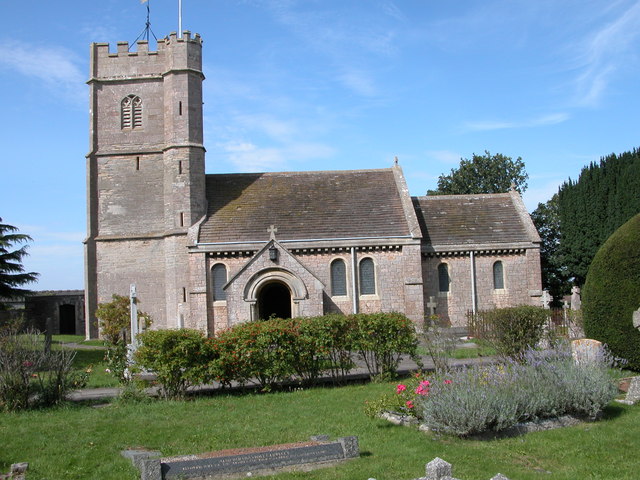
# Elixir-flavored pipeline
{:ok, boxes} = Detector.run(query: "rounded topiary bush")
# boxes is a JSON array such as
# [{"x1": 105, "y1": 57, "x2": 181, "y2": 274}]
[{"x1": 583, "y1": 213, "x2": 640, "y2": 370}]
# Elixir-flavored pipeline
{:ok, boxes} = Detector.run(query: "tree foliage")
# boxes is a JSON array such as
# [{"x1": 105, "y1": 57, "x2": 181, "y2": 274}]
[
  {"x1": 428, "y1": 151, "x2": 528, "y2": 195},
  {"x1": 557, "y1": 148, "x2": 640, "y2": 285},
  {"x1": 95, "y1": 294, "x2": 151, "y2": 345},
  {"x1": 0, "y1": 218, "x2": 39, "y2": 307},
  {"x1": 531, "y1": 194, "x2": 570, "y2": 303},
  {"x1": 583, "y1": 213, "x2": 640, "y2": 370}
]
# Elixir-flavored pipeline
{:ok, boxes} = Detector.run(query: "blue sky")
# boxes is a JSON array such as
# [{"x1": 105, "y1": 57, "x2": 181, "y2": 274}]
[{"x1": 1, "y1": 0, "x2": 639, "y2": 291}]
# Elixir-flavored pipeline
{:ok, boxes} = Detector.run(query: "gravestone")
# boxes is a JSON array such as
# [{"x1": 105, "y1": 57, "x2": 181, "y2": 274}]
[
  {"x1": 127, "y1": 436, "x2": 358, "y2": 480},
  {"x1": 541, "y1": 290, "x2": 551, "y2": 309},
  {"x1": 632, "y1": 307, "x2": 640, "y2": 330},
  {"x1": 571, "y1": 338, "x2": 603, "y2": 366},
  {"x1": 413, "y1": 457, "x2": 510, "y2": 480},
  {"x1": 570, "y1": 286, "x2": 581, "y2": 310},
  {"x1": 625, "y1": 377, "x2": 640, "y2": 404}
]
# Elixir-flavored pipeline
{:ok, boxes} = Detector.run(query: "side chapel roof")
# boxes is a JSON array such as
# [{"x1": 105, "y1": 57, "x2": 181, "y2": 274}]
[
  {"x1": 197, "y1": 168, "x2": 413, "y2": 244},
  {"x1": 412, "y1": 190, "x2": 541, "y2": 250}
]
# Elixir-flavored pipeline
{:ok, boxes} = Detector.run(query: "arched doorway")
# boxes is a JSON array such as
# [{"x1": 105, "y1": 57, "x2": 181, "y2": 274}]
[
  {"x1": 257, "y1": 281, "x2": 292, "y2": 320},
  {"x1": 59, "y1": 304, "x2": 76, "y2": 334}
]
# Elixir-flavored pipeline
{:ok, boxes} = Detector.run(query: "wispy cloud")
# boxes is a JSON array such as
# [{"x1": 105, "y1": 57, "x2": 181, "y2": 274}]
[
  {"x1": 219, "y1": 141, "x2": 334, "y2": 172},
  {"x1": 570, "y1": 1, "x2": 640, "y2": 106},
  {"x1": 425, "y1": 150, "x2": 462, "y2": 165},
  {"x1": 464, "y1": 112, "x2": 570, "y2": 132},
  {"x1": 0, "y1": 41, "x2": 84, "y2": 101}
]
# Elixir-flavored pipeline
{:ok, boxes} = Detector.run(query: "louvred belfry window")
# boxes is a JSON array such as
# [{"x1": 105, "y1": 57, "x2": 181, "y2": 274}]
[{"x1": 121, "y1": 95, "x2": 142, "y2": 129}]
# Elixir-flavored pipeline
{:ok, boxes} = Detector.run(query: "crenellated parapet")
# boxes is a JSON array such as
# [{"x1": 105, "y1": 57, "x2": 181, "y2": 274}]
[{"x1": 89, "y1": 31, "x2": 203, "y2": 81}]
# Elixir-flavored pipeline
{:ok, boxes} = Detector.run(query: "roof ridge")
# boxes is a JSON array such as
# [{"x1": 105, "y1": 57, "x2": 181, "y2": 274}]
[{"x1": 205, "y1": 167, "x2": 394, "y2": 178}]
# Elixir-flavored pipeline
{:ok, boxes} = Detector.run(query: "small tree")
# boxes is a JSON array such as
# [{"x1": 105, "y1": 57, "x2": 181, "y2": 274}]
[
  {"x1": 428, "y1": 151, "x2": 528, "y2": 195},
  {"x1": 95, "y1": 294, "x2": 151, "y2": 384},
  {"x1": 95, "y1": 294, "x2": 151, "y2": 345},
  {"x1": 0, "y1": 218, "x2": 39, "y2": 309}
]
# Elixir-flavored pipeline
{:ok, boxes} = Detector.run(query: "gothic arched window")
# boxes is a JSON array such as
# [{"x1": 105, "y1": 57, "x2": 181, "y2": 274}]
[
  {"x1": 359, "y1": 257, "x2": 376, "y2": 295},
  {"x1": 493, "y1": 261, "x2": 505, "y2": 290},
  {"x1": 121, "y1": 95, "x2": 142, "y2": 129},
  {"x1": 330, "y1": 259, "x2": 347, "y2": 296},
  {"x1": 438, "y1": 263, "x2": 450, "y2": 293},
  {"x1": 211, "y1": 263, "x2": 227, "y2": 301}
]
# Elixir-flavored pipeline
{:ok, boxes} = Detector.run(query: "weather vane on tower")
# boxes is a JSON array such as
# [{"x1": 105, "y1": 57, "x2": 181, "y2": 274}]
[{"x1": 132, "y1": 0, "x2": 185, "y2": 50}]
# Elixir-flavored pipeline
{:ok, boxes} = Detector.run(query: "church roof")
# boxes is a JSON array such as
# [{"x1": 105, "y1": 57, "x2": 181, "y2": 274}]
[
  {"x1": 412, "y1": 191, "x2": 540, "y2": 249},
  {"x1": 198, "y1": 168, "x2": 413, "y2": 244}
]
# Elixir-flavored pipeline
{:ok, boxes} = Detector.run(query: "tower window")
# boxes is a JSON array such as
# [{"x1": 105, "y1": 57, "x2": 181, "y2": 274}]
[
  {"x1": 359, "y1": 258, "x2": 376, "y2": 295},
  {"x1": 212, "y1": 264, "x2": 227, "y2": 301},
  {"x1": 121, "y1": 95, "x2": 142, "y2": 129},
  {"x1": 178, "y1": 161, "x2": 183, "y2": 175},
  {"x1": 330, "y1": 259, "x2": 347, "y2": 296},
  {"x1": 136, "y1": 156, "x2": 140, "y2": 171},
  {"x1": 179, "y1": 101, "x2": 183, "y2": 116}
]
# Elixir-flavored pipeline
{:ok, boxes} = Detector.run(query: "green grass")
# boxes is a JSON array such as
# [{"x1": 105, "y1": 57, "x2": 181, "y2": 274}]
[
  {"x1": 1, "y1": 381, "x2": 638, "y2": 480},
  {"x1": 417, "y1": 340, "x2": 497, "y2": 360}
]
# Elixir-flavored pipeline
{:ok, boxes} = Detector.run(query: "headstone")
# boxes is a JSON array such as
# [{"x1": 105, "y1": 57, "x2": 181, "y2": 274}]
[
  {"x1": 127, "y1": 436, "x2": 358, "y2": 480},
  {"x1": 541, "y1": 290, "x2": 552, "y2": 309},
  {"x1": 570, "y1": 286, "x2": 581, "y2": 310},
  {"x1": 44, "y1": 317, "x2": 52, "y2": 354},
  {"x1": 626, "y1": 376, "x2": 640, "y2": 404},
  {"x1": 632, "y1": 307, "x2": 640, "y2": 330},
  {"x1": 571, "y1": 338, "x2": 603, "y2": 366},
  {"x1": 425, "y1": 457, "x2": 452, "y2": 480},
  {"x1": 426, "y1": 296, "x2": 437, "y2": 317}
]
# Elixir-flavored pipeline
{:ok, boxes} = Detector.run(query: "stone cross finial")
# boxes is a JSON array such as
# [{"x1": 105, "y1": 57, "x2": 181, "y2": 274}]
[
  {"x1": 394, "y1": 156, "x2": 399, "y2": 165},
  {"x1": 267, "y1": 225, "x2": 278, "y2": 240}
]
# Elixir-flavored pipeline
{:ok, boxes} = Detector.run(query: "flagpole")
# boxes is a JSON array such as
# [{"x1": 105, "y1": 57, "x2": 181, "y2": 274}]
[{"x1": 178, "y1": 0, "x2": 183, "y2": 38}]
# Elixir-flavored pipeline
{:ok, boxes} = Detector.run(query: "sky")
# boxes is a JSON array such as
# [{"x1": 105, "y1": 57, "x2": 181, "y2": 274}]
[{"x1": 1, "y1": 0, "x2": 639, "y2": 291}]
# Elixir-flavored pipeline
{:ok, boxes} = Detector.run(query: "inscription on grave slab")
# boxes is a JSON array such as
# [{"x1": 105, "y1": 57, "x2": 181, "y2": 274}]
[{"x1": 133, "y1": 436, "x2": 359, "y2": 480}]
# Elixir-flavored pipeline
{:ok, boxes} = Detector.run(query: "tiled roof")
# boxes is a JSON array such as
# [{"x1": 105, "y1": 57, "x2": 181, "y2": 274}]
[
  {"x1": 198, "y1": 169, "x2": 412, "y2": 243},
  {"x1": 412, "y1": 192, "x2": 538, "y2": 247}
]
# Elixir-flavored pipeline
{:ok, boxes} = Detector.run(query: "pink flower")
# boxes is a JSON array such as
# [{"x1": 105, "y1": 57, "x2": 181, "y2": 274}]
[
  {"x1": 415, "y1": 385, "x2": 429, "y2": 396},
  {"x1": 396, "y1": 384, "x2": 407, "y2": 394},
  {"x1": 420, "y1": 380, "x2": 431, "y2": 388},
  {"x1": 406, "y1": 400, "x2": 414, "y2": 409},
  {"x1": 444, "y1": 379, "x2": 452, "y2": 385},
  {"x1": 22, "y1": 361, "x2": 33, "y2": 368}
]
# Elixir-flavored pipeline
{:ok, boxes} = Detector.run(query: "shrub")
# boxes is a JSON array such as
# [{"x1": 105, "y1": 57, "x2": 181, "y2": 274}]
[
  {"x1": 367, "y1": 343, "x2": 618, "y2": 437},
  {"x1": 96, "y1": 294, "x2": 151, "y2": 345},
  {"x1": 351, "y1": 312, "x2": 421, "y2": 380},
  {"x1": 210, "y1": 319, "x2": 297, "y2": 390},
  {"x1": 135, "y1": 329, "x2": 211, "y2": 399},
  {"x1": 416, "y1": 344, "x2": 618, "y2": 436},
  {"x1": 479, "y1": 305, "x2": 548, "y2": 359},
  {"x1": 421, "y1": 314, "x2": 457, "y2": 373},
  {"x1": 583, "y1": 213, "x2": 640, "y2": 370},
  {"x1": 0, "y1": 328, "x2": 86, "y2": 411},
  {"x1": 296, "y1": 314, "x2": 355, "y2": 384}
]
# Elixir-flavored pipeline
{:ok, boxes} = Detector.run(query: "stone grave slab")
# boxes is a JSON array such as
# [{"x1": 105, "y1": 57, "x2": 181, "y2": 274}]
[{"x1": 129, "y1": 436, "x2": 358, "y2": 480}]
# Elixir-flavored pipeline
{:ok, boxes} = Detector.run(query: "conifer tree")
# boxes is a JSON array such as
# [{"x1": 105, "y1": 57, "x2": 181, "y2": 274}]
[{"x1": 0, "y1": 218, "x2": 39, "y2": 308}]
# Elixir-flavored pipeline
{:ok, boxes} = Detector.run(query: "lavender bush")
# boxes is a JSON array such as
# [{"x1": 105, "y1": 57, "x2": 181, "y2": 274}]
[{"x1": 414, "y1": 343, "x2": 619, "y2": 436}]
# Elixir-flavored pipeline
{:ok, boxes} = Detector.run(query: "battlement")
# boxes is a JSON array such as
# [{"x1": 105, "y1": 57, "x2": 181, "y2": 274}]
[
  {"x1": 93, "y1": 31, "x2": 202, "y2": 58},
  {"x1": 90, "y1": 31, "x2": 203, "y2": 80}
]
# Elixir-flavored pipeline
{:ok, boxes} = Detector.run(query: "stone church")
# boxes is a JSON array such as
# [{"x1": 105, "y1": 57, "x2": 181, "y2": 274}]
[{"x1": 84, "y1": 32, "x2": 542, "y2": 338}]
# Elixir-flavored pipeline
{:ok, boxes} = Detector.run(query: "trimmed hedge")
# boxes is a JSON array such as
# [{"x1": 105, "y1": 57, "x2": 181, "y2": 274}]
[
  {"x1": 583, "y1": 213, "x2": 640, "y2": 370},
  {"x1": 135, "y1": 313, "x2": 419, "y2": 396}
]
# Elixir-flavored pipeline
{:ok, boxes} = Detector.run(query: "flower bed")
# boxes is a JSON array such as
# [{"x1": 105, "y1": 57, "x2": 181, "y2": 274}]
[{"x1": 366, "y1": 344, "x2": 619, "y2": 437}]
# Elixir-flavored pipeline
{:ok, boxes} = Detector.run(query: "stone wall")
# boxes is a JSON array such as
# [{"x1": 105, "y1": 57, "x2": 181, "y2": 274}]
[{"x1": 422, "y1": 249, "x2": 541, "y2": 327}]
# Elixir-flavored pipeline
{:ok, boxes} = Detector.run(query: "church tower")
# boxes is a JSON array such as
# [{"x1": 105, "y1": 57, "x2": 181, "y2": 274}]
[{"x1": 84, "y1": 32, "x2": 206, "y2": 337}]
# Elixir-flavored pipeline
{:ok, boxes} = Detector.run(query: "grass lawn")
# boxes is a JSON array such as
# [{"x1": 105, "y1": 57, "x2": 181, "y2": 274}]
[{"x1": 0, "y1": 381, "x2": 638, "y2": 480}]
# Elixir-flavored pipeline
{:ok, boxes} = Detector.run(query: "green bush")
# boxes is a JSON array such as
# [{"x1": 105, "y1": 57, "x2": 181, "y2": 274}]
[
  {"x1": 135, "y1": 329, "x2": 211, "y2": 399},
  {"x1": 0, "y1": 328, "x2": 87, "y2": 411},
  {"x1": 583, "y1": 213, "x2": 640, "y2": 370},
  {"x1": 480, "y1": 305, "x2": 548, "y2": 358},
  {"x1": 351, "y1": 312, "x2": 420, "y2": 380},
  {"x1": 210, "y1": 319, "x2": 297, "y2": 391},
  {"x1": 415, "y1": 346, "x2": 618, "y2": 436}
]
